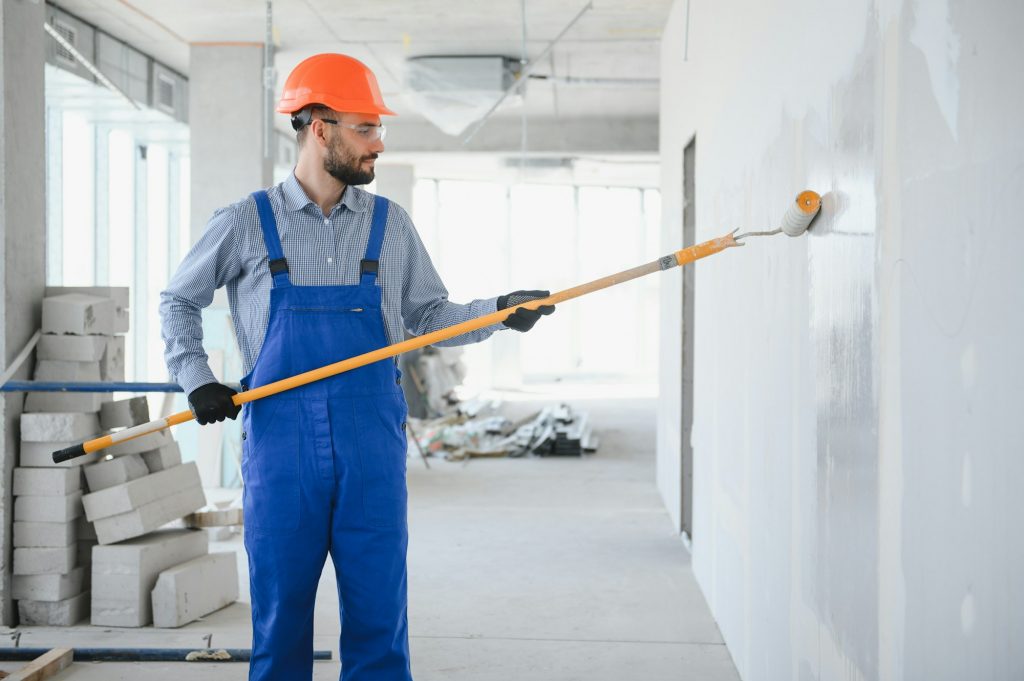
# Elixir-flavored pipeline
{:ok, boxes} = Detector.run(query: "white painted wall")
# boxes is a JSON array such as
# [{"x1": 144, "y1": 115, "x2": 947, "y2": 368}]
[{"x1": 656, "y1": 1, "x2": 1024, "y2": 679}]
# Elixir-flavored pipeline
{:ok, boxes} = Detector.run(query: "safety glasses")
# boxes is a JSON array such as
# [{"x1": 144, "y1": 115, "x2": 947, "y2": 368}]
[{"x1": 320, "y1": 118, "x2": 387, "y2": 142}]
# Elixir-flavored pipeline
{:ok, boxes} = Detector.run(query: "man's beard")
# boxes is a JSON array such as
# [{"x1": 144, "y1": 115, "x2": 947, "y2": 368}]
[{"x1": 324, "y1": 140, "x2": 376, "y2": 186}]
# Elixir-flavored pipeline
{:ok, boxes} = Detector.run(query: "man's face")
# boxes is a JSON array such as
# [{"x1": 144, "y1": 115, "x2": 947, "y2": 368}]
[{"x1": 322, "y1": 112, "x2": 384, "y2": 186}]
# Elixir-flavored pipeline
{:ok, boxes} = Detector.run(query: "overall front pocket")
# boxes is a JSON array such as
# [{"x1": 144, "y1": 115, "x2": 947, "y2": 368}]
[
  {"x1": 242, "y1": 397, "x2": 302, "y2": 533},
  {"x1": 353, "y1": 393, "x2": 409, "y2": 529}
]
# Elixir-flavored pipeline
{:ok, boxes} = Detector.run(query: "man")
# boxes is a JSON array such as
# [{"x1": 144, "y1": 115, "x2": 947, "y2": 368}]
[{"x1": 159, "y1": 53, "x2": 553, "y2": 680}]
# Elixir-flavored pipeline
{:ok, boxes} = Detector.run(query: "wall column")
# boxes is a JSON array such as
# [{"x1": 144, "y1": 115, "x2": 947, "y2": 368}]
[{"x1": 0, "y1": 0, "x2": 47, "y2": 625}]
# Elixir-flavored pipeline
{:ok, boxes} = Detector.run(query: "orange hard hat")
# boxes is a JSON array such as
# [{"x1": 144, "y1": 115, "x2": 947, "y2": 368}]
[{"x1": 276, "y1": 53, "x2": 396, "y2": 118}]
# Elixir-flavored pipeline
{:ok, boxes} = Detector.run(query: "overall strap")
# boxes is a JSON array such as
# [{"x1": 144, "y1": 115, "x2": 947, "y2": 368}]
[
  {"x1": 250, "y1": 190, "x2": 291, "y2": 288},
  {"x1": 360, "y1": 195, "x2": 389, "y2": 286}
]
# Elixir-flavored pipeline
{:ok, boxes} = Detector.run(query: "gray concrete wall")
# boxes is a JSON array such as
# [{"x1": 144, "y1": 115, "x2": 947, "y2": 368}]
[
  {"x1": 0, "y1": 0, "x2": 47, "y2": 625},
  {"x1": 656, "y1": 1, "x2": 1024, "y2": 679},
  {"x1": 189, "y1": 43, "x2": 271, "y2": 242}
]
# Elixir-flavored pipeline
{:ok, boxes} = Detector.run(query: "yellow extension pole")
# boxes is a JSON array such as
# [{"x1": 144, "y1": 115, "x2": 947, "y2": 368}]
[{"x1": 53, "y1": 231, "x2": 741, "y2": 463}]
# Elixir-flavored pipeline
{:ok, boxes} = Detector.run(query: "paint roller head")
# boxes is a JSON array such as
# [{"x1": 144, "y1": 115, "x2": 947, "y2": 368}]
[{"x1": 780, "y1": 190, "x2": 822, "y2": 237}]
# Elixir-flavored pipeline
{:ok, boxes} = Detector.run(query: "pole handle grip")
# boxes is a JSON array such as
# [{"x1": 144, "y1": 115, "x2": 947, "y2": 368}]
[{"x1": 52, "y1": 443, "x2": 87, "y2": 464}]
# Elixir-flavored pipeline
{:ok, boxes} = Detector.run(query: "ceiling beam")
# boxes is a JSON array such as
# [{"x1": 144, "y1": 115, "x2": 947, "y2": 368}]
[{"x1": 384, "y1": 116, "x2": 657, "y2": 154}]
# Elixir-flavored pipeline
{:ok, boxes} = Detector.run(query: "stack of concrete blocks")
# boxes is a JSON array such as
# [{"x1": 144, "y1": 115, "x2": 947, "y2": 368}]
[
  {"x1": 82, "y1": 413, "x2": 214, "y2": 625},
  {"x1": 12, "y1": 289, "x2": 129, "y2": 625},
  {"x1": 12, "y1": 414, "x2": 97, "y2": 625}
]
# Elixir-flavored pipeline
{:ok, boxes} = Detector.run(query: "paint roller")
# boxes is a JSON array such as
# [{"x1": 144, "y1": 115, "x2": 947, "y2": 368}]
[
  {"x1": 734, "y1": 190, "x2": 822, "y2": 241},
  {"x1": 52, "y1": 190, "x2": 822, "y2": 463}
]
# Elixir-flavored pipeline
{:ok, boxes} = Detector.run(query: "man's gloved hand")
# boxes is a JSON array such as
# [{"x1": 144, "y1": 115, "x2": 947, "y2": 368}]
[
  {"x1": 188, "y1": 383, "x2": 241, "y2": 425},
  {"x1": 497, "y1": 290, "x2": 555, "y2": 332}
]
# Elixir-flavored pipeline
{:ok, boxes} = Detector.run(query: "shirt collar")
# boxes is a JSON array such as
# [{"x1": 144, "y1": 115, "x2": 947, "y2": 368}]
[{"x1": 282, "y1": 172, "x2": 370, "y2": 214}]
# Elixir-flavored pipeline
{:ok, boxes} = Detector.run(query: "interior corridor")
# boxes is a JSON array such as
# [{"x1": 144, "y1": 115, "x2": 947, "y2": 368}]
[{"x1": 2, "y1": 396, "x2": 738, "y2": 680}]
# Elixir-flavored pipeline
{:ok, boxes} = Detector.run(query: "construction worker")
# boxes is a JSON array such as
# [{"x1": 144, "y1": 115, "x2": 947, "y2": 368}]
[{"x1": 159, "y1": 53, "x2": 553, "y2": 680}]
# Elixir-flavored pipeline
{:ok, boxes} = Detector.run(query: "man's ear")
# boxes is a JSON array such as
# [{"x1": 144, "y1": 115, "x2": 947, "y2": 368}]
[{"x1": 310, "y1": 119, "x2": 331, "y2": 149}]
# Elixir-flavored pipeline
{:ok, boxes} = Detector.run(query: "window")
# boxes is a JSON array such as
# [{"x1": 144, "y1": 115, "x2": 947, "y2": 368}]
[{"x1": 412, "y1": 177, "x2": 660, "y2": 388}]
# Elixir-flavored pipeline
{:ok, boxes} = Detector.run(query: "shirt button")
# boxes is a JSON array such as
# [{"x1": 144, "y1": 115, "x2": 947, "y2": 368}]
[
  {"x1": 327, "y1": 257, "x2": 333, "y2": 264},
  {"x1": 323, "y1": 218, "x2": 330, "y2": 225}
]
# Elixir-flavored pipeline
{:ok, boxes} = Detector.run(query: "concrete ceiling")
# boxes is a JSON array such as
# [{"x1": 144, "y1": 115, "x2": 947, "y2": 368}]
[{"x1": 50, "y1": 0, "x2": 671, "y2": 130}]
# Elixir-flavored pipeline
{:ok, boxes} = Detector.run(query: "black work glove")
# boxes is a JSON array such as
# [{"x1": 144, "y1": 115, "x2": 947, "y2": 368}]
[
  {"x1": 497, "y1": 290, "x2": 555, "y2": 332},
  {"x1": 188, "y1": 383, "x2": 241, "y2": 425}
]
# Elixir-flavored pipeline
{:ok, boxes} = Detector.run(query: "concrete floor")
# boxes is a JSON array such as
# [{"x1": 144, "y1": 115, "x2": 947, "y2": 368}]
[{"x1": 1, "y1": 395, "x2": 739, "y2": 680}]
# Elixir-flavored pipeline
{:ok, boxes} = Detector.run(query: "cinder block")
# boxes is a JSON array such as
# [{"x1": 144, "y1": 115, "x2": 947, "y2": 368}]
[
  {"x1": 13, "y1": 467, "x2": 80, "y2": 496},
  {"x1": 13, "y1": 545, "x2": 75, "y2": 575},
  {"x1": 101, "y1": 335, "x2": 126, "y2": 381},
  {"x1": 14, "y1": 520, "x2": 76, "y2": 548},
  {"x1": 46, "y1": 286, "x2": 129, "y2": 333},
  {"x1": 37, "y1": 333, "x2": 108, "y2": 361},
  {"x1": 21, "y1": 412, "x2": 100, "y2": 442},
  {"x1": 77, "y1": 515, "x2": 97, "y2": 540},
  {"x1": 106, "y1": 428, "x2": 173, "y2": 457},
  {"x1": 151, "y1": 552, "x2": 238, "y2": 628},
  {"x1": 18, "y1": 591, "x2": 90, "y2": 626},
  {"x1": 34, "y1": 359, "x2": 102, "y2": 382},
  {"x1": 84, "y1": 463, "x2": 201, "y2": 521},
  {"x1": 142, "y1": 441, "x2": 182, "y2": 473},
  {"x1": 100, "y1": 397, "x2": 149, "y2": 430},
  {"x1": 83, "y1": 453, "x2": 149, "y2": 492},
  {"x1": 41, "y1": 293, "x2": 115, "y2": 336},
  {"x1": 12, "y1": 566, "x2": 87, "y2": 601},
  {"x1": 20, "y1": 440, "x2": 100, "y2": 468},
  {"x1": 91, "y1": 529, "x2": 207, "y2": 627},
  {"x1": 185, "y1": 508, "x2": 242, "y2": 528},
  {"x1": 24, "y1": 391, "x2": 105, "y2": 413},
  {"x1": 15, "y1": 491, "x2": 83, "y2": 523},
  {"x1": 205, "y1": 526, "x2": 234, "y2": 542},
  {"x1": 93, "y1": 484, "x2": 207, "y2": 545}
]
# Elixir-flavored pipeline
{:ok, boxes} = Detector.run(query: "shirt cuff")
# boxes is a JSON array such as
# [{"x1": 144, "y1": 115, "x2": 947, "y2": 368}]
[
  {"x1": 175, "y1": 361, "x2": 219, "y2": 396},
  {"x1": 487, "y1": 296, "x2": 510, "y2": 332}
]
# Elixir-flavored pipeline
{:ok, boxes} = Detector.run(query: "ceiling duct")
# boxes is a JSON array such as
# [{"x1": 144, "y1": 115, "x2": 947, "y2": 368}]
[
  {"x1": 404, "y1": 56, "x2": 523, "y2": 137},
  {"x1": 45, "y1": 8, "x2": 96, "y2": 84}
]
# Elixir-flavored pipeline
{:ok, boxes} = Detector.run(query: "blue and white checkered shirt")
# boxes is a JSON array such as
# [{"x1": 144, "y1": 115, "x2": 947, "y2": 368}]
[{"x1": 160, "y1": 172, "x2": 503, "y2": 395}]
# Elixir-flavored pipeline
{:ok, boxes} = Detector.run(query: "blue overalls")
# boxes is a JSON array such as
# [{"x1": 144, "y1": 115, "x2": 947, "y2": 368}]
[{"x1": 242, "y1": 190, "x2": 412, "y2": 681}]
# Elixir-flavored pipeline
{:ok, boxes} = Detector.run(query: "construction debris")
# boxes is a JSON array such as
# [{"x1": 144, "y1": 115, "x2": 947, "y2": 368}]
[{"x1": 410, "y1": 401, "x2": 599, "y2": 461}]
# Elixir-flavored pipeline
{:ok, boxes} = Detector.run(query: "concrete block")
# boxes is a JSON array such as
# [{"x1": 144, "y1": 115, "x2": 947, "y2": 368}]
[
  {"x1": 99, "y1": 397, "x2": 149, "y2": 430},
  {"x1": 83, "y1": 453, "x2": 148, "y2": 492},
  {"x1": 24, "y1": 390, "x2": 105, "y2": 413},
  {"x1": 15, "y1": 491, "x2": 83, "y2": 522},
  {"x1": 142, "y1": 441, "x2": 182, "y2": 472},
  {"x1": 18, "y1": 591, "x2": 89, "y2": 626},
  {"x1": 13, "y1": 545, "x2": 75, "y2": 575},
  {"x1": 106, "y1": 428, "x2": 173, "y2": 457},
  {"x1": 151, "y1": 552, "x2": 238, "y2": 628},
  {"x1": 91, "y1": 529, "x2": 206, "y2": 627},
  {"x1": 37, "y1": 333, "x2": 107, "y2": 361},
  {"x1": 100, "y1": 335, "x2": 126, "y2": 381},
  {"x1": 46, "y1": 286, "x2": 128, "y2": 333},
  {"x1": 34, "y1": 359, "x2": 101, "y2": 382},
  {"x1": 20, "y1": 440, "x2": 100, "y2": 468},
  {"x1": 13, "y1": 467, "x2": 80, "y2": 496},
  {"x1": 12, "y1": 566, "x2": 87, "y2": 602},
  {"x1": 21, "y1": 412, "x2": 100, "y2": 442},
  {"x1": 205, "y1": 526, "x2": 234, "y2": 542},
  {"x1": 93, "y1": 484, "x2": 207, "y2": 545},
  {"x1": 185, "y1": 508, "x2": 242, "y2": 528},
  {"x1": 84, "y1": 462, "x2": 201, "y2": 521},
  {"x1": 41, "y1": 293, "x2": 115, "y2": 336},
  {"x1": 14, "y1": 520, "x2": 76, "y2": 548},
  {"x1": 76, "y1": 515, "x2": 97, "y2": 540}
]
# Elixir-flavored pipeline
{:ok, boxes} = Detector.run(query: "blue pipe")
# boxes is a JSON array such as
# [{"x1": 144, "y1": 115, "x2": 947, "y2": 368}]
[{"x1": 0, "y1": 381, "x2": 240, "y2": 393}]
